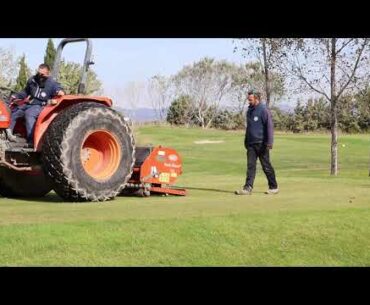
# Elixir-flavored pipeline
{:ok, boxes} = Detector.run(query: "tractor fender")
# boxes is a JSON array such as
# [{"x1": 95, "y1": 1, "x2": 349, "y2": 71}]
[
  {"x1": 0, "y1": 99, "x2": 11, "y2": 129},
  {"x1": 34, "y1": 95, "x2": 112, "y2": 151}
]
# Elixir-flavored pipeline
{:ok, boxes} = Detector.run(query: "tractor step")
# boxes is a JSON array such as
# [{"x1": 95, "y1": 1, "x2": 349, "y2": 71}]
[
  {"x1": 8, "y1": 135, "x2": 27, "y2": 144},
  {"x1": 6, "y1": 140, "x2": 34, "y2": 152},
  {"x1": 5, "y1": 147, "x2": 35, "y2": 153}
]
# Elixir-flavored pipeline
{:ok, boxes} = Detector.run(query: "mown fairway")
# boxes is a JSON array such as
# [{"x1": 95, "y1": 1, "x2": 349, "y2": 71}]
[{"x1": 0, "y1": 125, "x2": 369, "y2": 266}]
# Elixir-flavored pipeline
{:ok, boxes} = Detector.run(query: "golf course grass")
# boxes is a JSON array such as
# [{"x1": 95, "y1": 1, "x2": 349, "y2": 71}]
[{"x1": 0, "y1": 125, "x2": 369, "y2": 266}]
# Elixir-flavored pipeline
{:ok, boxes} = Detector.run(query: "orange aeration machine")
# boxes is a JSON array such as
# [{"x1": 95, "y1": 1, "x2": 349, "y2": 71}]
[{"x1": 121, "y1": 146, "x2": 187, "y2": 197}]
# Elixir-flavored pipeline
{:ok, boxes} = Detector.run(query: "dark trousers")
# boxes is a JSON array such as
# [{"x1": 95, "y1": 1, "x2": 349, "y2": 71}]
[
  {"x1": 10, "y1": 104, "x2": 43, "y2": 143},
  {"x1": 245, "y1": 143, "x2": 278, "y2": 189}
]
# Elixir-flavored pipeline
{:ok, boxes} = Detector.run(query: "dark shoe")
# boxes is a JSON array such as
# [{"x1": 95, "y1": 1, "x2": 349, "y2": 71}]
[
  {"x1": 265, "y1": 188, "x2": 279, "y2": 195},
  {"x1": 235, "y1": 186, "x2": 252, "y2": 195}
]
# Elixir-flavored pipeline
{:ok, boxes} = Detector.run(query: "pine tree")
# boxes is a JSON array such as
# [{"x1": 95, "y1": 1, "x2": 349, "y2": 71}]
[
  {"x1": 14, "y1": 54, "x2": 30, "y2": 92},
  {"x1": 43, "y1": 38, "x2": 56, "y2": 69}
]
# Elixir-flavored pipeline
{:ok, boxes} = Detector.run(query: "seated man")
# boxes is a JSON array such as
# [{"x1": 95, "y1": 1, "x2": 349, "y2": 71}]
[{"x1": 9, "y1": 63, "x2": 65, "y2": 144}]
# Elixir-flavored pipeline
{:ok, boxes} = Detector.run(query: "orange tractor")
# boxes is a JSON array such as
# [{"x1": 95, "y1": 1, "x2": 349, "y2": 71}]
[{"x1": 0, "y1": 38, "x2": 185, "y2": 201}]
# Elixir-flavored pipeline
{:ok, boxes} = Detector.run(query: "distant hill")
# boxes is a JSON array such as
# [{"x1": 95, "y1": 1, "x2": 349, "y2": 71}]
[
  {"x1": 114, "y1": 103, "x2": 295, "y2": 123},
  {"x1": 114, "y1": 107, "x2": 162, "y2": 122}
]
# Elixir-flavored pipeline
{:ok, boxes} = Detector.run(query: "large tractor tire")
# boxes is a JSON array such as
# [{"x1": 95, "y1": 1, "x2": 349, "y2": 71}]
[
  {"x1": 0, "y1": 167, "x2": 52, "y2": 198},
  {"x1": 41, "y1": 102, "x2": 135, "y2": 202}
]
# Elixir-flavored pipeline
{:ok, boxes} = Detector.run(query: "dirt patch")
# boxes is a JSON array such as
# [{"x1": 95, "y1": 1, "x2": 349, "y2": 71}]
[{"x1": 194, "y1": 140, "x2": 225, "y2": 144}]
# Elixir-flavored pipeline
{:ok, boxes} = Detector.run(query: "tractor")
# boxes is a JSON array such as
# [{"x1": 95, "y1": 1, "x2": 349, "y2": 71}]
[{"x1": 0, "y1": 38, "x2": 136, "y2": 201}]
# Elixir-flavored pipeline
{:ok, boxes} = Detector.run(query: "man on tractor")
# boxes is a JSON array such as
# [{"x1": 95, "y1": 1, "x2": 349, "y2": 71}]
[{"x1": 8, "y1": 63, "x2": 65, "y2": 145}]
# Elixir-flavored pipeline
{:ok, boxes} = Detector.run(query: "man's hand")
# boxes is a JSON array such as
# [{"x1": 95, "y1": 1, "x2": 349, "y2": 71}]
[
  {"x1": 56, "y1": 90, "x2": 65, "y2": 96},
  {"x1": 244, "y1": 137, "x2": 248, "y2": 150},
  {"x1": 9, "y1": 95, "x2": 22, "y2": 106},
  {"x1": 9, "y1": 95, "x2": 17, "y2": 103},
  {"x1": 266, "y1": 144, "x2": 273, "y2": 150}
]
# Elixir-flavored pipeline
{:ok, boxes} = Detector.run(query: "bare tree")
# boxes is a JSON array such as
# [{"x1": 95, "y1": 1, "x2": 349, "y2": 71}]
[
  {"x1": 234, "y1": 38, "x2": 287, "y2": 107},
  {"x1": 108, "y1": 81, "x2": 146, "y2": 123},
  {"x1": 147, "y1": 75, "x2": 174, "y2": 121},
  {"x1": 281, "y1": 38, "x2": 370, "y2": 175},
  {"x1": 0, "y1": 47, "x2": 19, "y2": 88},
  {"x1": 124, "y1": 81, "x2": 145, "y2": 109},
  {"x1": 230, "y1": 61, "x2": 284, "y2": 114},
  {"x1": 173, "y1": 57, "x2": 235, "y2": 129}
]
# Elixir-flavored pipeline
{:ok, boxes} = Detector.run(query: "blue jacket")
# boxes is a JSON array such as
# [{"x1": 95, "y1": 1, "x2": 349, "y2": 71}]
[
  {"x1": 15, "y1": 76, "x2": 63, "y2": 106},
  {"x1": 244, "y1": 102, "x2": 274, "y2": 148}
]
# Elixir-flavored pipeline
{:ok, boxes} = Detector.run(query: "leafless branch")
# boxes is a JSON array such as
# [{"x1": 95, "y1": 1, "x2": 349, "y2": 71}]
[{"x1": 337, "y1": 39, "x2": 368, "y2": 99}]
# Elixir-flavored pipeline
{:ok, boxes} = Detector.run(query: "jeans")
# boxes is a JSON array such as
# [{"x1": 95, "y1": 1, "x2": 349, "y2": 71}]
[
  {"x1": 245, "y1": 143, "x2": 278, "y2": 189},
  {"x1": 10, "y1": 104, "x2": 43, "y2": 143}
]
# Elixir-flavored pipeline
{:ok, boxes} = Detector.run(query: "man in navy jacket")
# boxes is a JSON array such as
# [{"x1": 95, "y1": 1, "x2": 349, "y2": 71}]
[
  {"x1": 235, "y1": 90, "x2": 278, "y2": 195},
  {"x1": 9, "y1": 63, "x2": 64, "y2": 144}
]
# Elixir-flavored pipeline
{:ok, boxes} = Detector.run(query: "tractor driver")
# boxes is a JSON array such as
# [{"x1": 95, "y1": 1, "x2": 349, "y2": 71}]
[{"x1": 8, "y1": 63, "x2": 65, "y2": 145}]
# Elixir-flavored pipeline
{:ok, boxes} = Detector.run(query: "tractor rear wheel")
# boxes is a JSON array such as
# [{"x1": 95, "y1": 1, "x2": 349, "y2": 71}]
[
  {"x1": 0, "y1": 167, "x2": 52, "y2": 198},
  {"x1": 41, "y1": 102, "x2": 135, "y2": 202}
]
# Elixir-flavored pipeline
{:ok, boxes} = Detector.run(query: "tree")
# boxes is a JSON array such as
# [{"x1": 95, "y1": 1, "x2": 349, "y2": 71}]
[
  {"x1": 43, "y1": 38, "x2": 56, "y2": 68},
  {"x1": 314, "y1": 97, "x2": 331, "y2": 130},
  {"x1": 58, "y1": 60, "x2": 102, "y2": 95},
  {"x1": 234, "y1": 38, "x2": 287, "y2": 107},
  {"x1": 106, "y1": 80, "x2": 146, "y2": 123},
  {"x1": 0, "y1": 47, "x2": 18, "y2": 88},
  {"x1": 281, "y1": 38, "x2": 370, "y2": 175},
  {"x1": 211, "y1": 109, "x2": 244, "y2": 130},
  {"x1": 269, "y1": 106, "x2": 291, "y2": 131},
  {"x1": 354, "y1": 89, "x2": 370, "y2": 132},
  {"x1": 230, "y1": 61, "x2": 285, "y2": 114},
  {"x1": 337, "y1": 95, "x2": 361, "y2": 133},
  {"x1": 123, "y1": 81, "x2": 145, "y2": 110},
  {"x1": 147, "y1": 75, "x2": 174, "y2": 121},
  {"x1": 166, "y1": 95, "x2": 195, "y2": 126},
  {"x1": 292, "y1": 100, "x2": 305, "y2": 133},
  {"x1": 14, "y1": 54, "x2": 31, "y2": 92},
  {"x1": 173, "y1": 57, "x2": 236, "y2": 129},
  {"x1": 171, "y1": 57, "x2": 285, "y2": 129}
]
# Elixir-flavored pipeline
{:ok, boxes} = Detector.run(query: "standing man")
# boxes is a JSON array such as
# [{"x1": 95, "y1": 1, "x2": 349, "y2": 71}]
[
  {"x1": 9, "y1": 63, "x2": 64, "y2": 145},
  {"x1": 235, "y1": 90, "x2": 278, "y2": 195}
]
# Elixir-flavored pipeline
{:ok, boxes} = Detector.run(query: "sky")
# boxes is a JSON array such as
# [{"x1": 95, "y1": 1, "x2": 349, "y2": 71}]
[{"x1": 0, "y1": 38, "x2": 248, "y2": 107}]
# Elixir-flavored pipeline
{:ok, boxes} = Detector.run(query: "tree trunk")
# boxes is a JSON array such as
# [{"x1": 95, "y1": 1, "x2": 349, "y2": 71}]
[
  {"x1": 330, "y1": 100, "x2": 338, "y2": 175},
  {"x1": 330, "y1": 38, "x2": 338, "y2": 176},
  {"x1": 262, "y1": 39, "x2": 271, "y2": 107},
  {"x1": 205, "y1": 119, "x2": 213, "y2": 129},
  {"x1": 199, "y1": 112, "x2": 205, "y2": 129}
]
